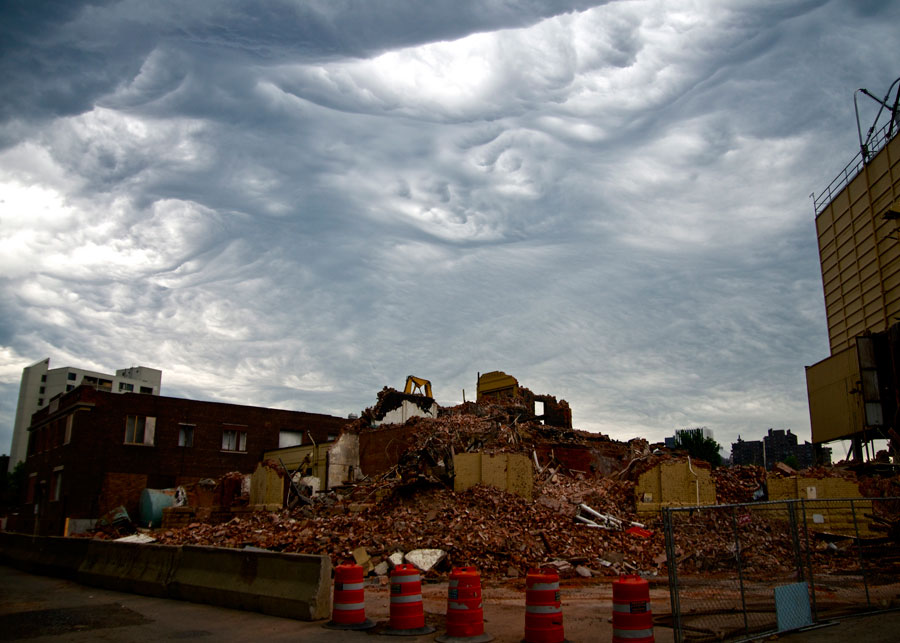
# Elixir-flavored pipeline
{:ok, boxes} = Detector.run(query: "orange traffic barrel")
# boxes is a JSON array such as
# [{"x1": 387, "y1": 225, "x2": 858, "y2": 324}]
[
  {"x1": 523, "y1": 568, "x2": 568, "y2": 643},
  {"x1": 435, "y1": 566, "x2": 494, "y2": 643},
  {"x1": 324, "y1": 563, "x2": 375, "y2": 630},
  {"x1": 383, "y1": 564, "x2": 436, "y2": 636},
  {"x1": 612, "y1": 574, "x2": 654, "y2": 643}
]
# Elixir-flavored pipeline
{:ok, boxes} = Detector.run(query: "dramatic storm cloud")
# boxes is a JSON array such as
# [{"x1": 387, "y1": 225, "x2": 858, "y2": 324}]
[{"x1": 2, "y1": 0, "x2": 898, "y2": 457}]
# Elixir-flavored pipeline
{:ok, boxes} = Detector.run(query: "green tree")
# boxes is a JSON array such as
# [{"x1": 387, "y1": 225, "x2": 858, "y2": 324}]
[
  {"x1": 674, "y1": 427, "x2": 722, "y2": 468},
  {"x1": 2, "y1": 462, "x2": 26, "y2": 508}
]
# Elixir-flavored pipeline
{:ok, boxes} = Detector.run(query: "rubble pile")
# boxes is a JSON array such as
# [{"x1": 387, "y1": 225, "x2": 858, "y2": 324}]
[
  {"x1": 85, "y1": 386, "x2": 900, "y2": 578},
  {"x1": 712, "y1": 465, "x2": 767, "y2": 504},
  {"x1": 154, "y1": 480, "x2": 664, "y2": 578}
]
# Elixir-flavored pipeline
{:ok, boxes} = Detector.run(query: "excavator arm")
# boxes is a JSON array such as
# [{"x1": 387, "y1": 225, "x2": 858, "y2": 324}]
[{"x1": 404, "y1": 375, "x2": 433, "y2": 399}]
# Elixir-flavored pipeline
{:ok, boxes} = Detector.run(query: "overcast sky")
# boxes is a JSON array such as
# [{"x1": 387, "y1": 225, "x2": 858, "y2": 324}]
[{"x1": 2, "y1": 0, "x2": 898, "y2": 458}]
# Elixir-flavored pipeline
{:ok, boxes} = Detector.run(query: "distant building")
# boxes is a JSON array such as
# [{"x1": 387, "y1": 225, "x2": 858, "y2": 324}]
[
  {"x1": 16, "y1": 384, "x2": 347, "y2": 536},
  {"x1": 731, "y1": 436, "x2": 765, "y2": 467},
  {"x1": 9, "y1": 358, "x2": 162, "y2": 472},
  {"x1": 764, "y1": 428, "x2": 798, "y2": 468},
  {"x1": 731, "y1": 430, "x2": 833, "y2": 470}
]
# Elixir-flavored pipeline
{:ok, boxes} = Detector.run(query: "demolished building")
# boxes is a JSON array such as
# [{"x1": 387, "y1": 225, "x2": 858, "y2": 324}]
[{"x1": 132, "y1": 372, "x2": 900, "y2": 582}]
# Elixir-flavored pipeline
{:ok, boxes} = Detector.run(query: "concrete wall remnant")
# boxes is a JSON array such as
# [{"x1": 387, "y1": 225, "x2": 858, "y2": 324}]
[
  {"x1": 453, "y1": 452, "x2": 533, "y2": 500},
  {"x1": 249, "y1": 462, "x2": 285, "y2": 506},
  {"x1": 635, "y1": 459, "x2": 717, "y2": 513},
  {"x1": 767, "y1": 475, "x2": 876, "y2": 536},
  {"x1": 325, "y1": 431, "x2": 359, "y2": 488},
  {"x1": 373, "y1": 399, "x2": 437, "y2": 426}
]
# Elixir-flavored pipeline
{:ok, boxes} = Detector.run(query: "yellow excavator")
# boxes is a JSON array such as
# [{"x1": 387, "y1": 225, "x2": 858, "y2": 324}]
[{"x1": 404, "y1": 375, "x2": 433, "y2": 399}]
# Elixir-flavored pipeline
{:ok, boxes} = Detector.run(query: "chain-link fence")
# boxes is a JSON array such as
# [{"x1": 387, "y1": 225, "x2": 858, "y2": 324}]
[{"x1": 662, "y1": 496, "x2": 900, "y2": 642}]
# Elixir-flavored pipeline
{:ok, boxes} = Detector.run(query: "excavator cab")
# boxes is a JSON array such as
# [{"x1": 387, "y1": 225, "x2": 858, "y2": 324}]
[{"x1": 404, "y1": 375, "x2": 433, "y2": 399}]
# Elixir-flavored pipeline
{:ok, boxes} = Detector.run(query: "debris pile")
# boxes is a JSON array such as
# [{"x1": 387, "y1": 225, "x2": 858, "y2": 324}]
[{"x1": 81, "y1": 384, "x2": 900, "y2": 580}]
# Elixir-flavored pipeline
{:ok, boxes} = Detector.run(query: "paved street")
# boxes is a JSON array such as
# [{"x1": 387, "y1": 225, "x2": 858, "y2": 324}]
[{"x1": 2, "y1": 564, "x2": 899, "y2": 642}]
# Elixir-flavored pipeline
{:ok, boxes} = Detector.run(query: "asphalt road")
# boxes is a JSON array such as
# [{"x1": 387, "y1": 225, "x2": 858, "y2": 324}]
[{"x1": 2, "y1": 564, "x2": 899, "y2": 642}]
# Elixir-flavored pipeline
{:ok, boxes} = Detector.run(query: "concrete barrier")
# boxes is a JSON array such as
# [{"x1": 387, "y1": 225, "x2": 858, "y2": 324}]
[
  {"x1": 77, "y1": 540, "x2": 179, "y2": 597},
  {"x1": 170, "y1": 545, "x2": 332, "y2": 620},
  {"x1": 0, "y1": 533, "x2": 89, "y2": 578},
  {"x1": 0, "y1": 533, "x2": 332, "y2": 621}
]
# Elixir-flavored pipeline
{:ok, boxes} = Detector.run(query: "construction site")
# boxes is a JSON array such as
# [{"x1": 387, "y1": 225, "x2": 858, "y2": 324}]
[{"x1": 2, "y1": 369, "x2": 897, "y2": 642}]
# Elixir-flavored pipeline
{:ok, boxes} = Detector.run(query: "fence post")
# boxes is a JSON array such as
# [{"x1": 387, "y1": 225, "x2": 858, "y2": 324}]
[
  {"x1": 663, "y1": 508, "x2": 683, "y2": 643},
  {"x1": 850, "y1": 499, "x2": 871, "y2": 607},
  {"x1": 787, "y1": 501, "x2": 804, "y2": 582},
  {"x1": 731, "y1": 506, "x2": 749, "y2": 637}
]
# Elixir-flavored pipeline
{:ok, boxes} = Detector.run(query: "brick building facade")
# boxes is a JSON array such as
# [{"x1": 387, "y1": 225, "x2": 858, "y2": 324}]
[{"x1": 17, "y1": 385, "x2": 347, "y2": 535}]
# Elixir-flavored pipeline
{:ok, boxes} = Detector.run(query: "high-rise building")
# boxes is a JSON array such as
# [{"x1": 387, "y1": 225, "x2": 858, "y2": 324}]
[
  {"x1": 763, "y1": 428, "x2": 798, "y2": 468},
  {"x1": 731, "y1": 436, "x2": 765, "y2": 467},
  {"x1": 8, "y1": 358, "x2": 162, "y2": 472}
]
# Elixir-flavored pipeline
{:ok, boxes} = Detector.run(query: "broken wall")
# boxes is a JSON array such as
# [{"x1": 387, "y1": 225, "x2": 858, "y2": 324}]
[
  {"x1": 249, "y1": 462, "x2": 285, "y2": 507},
  {"x1": 264, "y1": 444, "x2": 329, "y2": 485},
  {"x1": 534, "y1": 442, "x2": 626, "y2": 476},
  {"x1": 635, "y1": 460, "x2": 716, "y2": 513},
  {"x1": 373, "y1": 399, "x2": 438, "y2": 426},
  {"x1": 326, "y1": 432, "x2": 359, "y2": 489},
  {"x1": 534, "y1": 394, "x2": 573, "y2": 429},
  {"x1": 453, "y1": 452, "x2": 533, "y2": 500},
  {"x1": 358, "y1": 423, "x2": 420, "y2": 476},
  {"x1": 768, "y1": 475, "x2": 876, "y2": 536}
]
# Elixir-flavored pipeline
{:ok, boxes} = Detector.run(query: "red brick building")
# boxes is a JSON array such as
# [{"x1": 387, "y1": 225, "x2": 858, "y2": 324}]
[{"x1": 17, "y1": 385, "x2": 347, "y2": 535}]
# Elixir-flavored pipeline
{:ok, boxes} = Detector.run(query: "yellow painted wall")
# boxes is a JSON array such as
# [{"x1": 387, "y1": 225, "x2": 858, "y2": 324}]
[
  {"x1": 815, "y1": 132, "x2": 900, "y2": 354},
  {"x1": 806, "y1": 347, "x2": 865, "y2": 443},
  {"x1": 635, "y1": 460, "x2": 717, "y2": 514},
  {"x1": 263, "y1": 444, "x2": 330, "y2": 482},
  {"x1": 249, "y1": 463, "x2": 284, "y2": 506},
  {"x1": 767, "y1": 475, "x2": 876, "y2": 536},
  {"x1": 453, "y1": 452, "x2": 533, "y2": 500}
]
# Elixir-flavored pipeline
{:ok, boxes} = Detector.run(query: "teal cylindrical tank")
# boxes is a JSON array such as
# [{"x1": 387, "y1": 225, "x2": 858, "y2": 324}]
[{"x1": 139, "y1": 488, "x2": 175, "y2": 528}]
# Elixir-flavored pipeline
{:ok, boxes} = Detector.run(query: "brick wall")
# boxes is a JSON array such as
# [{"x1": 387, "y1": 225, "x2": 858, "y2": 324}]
[{"x1": 18, "y1": 386, "x2": 348, "y2": 535}]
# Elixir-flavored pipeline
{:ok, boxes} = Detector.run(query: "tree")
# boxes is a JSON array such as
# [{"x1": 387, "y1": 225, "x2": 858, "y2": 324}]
[
  {"x1": 674, "y1": 427, "x2": 722, "y2": 468},
  {"x1": 2, "y1": 462, "x2": 26, "y2": 508}
]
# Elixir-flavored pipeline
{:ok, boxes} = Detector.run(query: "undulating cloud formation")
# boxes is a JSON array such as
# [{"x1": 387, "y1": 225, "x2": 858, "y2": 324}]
[{"x1": 2, "y1": 0, "x2": 899, "y2": 457}]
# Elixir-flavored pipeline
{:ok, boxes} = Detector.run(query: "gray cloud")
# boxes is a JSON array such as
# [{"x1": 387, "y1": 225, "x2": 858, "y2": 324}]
[{"x1": 1, "y1": 0, "x2": 898, "y2": 459}]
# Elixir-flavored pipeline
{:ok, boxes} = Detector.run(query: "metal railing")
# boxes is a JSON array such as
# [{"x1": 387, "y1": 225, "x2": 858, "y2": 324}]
[
  {"x1": 662, "y1": 497, "x2": 900, "y2": 642},
  {"x1": 813, "y1": 120, "x2": 897, "y2": 215}
]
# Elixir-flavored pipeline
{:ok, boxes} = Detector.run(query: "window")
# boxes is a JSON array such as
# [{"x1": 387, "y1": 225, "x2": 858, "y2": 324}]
[
  {"x1": 98, "y1": 378, "x2": 112, "y2": 391},
  {"x1": 41, "y1": 375, "x2": 47, "y2": 382},
  {"x1": 125, "y1": 415, "x2": 156, "y2": 445},
  {"x1": 140, "y1": 386, "x2": 153, "y2": 394},
  {"x1": 178, "y1": 424, "x2": 195, "y2": 447},
  {"x1": 64, "y1": 415, "x2": 73, "y2": 444},
  {"x1": 51, "y1": 467, "x2": 63, "y2": 502},
  {"x1": 119, "y1": 382, "x2": 134, "y2": 392},
  {"x1": 67, "y1": 373, "x2": 76, "y2": 381},
  {"x1": 279, "y1": 430, "x2": 304, "y2": 448},
  {"x1": 39, "y1": 386, "x2": 45, "y2": 394},
  {"x1": 66, "y1": 384, "x2": 74, "y2": 392},
  {"x1": 37, "y1": 398, "x2": 43, "y2": 406},
  {"x1": 222, "y1": 430, "x2": 247, "y2": 452}
]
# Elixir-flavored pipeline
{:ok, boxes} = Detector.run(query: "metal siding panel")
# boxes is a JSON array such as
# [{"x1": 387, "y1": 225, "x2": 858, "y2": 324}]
[{"x1": 806, "y1": 349, "x2": 863, "y2": 443}]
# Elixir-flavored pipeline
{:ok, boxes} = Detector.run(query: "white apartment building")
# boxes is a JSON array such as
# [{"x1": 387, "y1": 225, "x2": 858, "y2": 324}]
[{"x1": 7, "y1": 358, "x2": 162, "y2": 472}]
